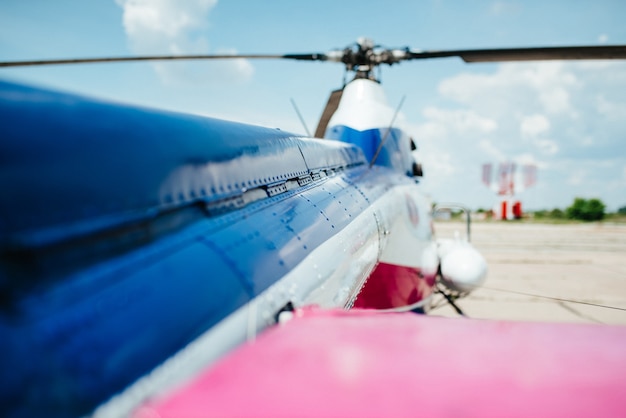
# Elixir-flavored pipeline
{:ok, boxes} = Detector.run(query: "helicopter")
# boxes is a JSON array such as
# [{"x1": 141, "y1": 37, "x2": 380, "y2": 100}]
[{"x1": 1, "y1": 38, "x2": 626, "y2": 417}]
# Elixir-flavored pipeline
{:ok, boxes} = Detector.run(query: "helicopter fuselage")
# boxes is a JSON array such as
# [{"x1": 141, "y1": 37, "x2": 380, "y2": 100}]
[{"x1": 0, "y1": 78, "x2": 438, "y2": 416}]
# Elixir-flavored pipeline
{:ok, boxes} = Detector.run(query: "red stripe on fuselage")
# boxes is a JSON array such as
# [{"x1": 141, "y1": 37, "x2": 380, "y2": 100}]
[{"x1": 352, "y1": 262, "x2": 436, "y2": 309}]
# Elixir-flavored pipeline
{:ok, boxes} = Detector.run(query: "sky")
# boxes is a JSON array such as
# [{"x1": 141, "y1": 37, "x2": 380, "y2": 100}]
[{"x1": 1, "y1": 0, "x2": 625, "y2": 211}]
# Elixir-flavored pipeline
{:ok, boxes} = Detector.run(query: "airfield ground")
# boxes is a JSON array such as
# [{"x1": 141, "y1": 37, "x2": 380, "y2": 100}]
[{"x1": 430, "y1": 221, "x2": 626, "y2": 325}]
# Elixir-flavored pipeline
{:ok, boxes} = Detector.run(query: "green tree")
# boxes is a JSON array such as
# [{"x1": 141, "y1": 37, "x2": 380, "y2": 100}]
[
  {"x1": 566, "y1": 198, "x2": 585, "y2": 220},
  {"x1": 533, "y1": 210, "x2": 547, "y2": 219},
  {"x1": 584, "y1": 199, "x2": 606, "y2": 221},
  {"x1": 549, "y1": 208, "x2": 565, "y2": 219},
  {"x1": 566, "y1": 197, "x2": 605, "y2": 221}
]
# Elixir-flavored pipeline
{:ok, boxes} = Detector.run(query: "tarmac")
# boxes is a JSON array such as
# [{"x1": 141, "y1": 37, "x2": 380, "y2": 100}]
[{"x1": 430, "y1": 221, "x2": 626, "y2": 325}]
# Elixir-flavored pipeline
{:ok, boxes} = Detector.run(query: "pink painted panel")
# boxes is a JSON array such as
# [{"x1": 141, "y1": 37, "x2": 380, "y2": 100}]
[{"x1": 135, "y1": 309, "x2": 626, "y2": 418}]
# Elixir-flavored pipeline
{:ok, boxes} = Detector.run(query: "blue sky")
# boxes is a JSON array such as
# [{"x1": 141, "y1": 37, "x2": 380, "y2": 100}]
[{"x1": 1, "y1": 0, "x2": 625, "y2": 211}]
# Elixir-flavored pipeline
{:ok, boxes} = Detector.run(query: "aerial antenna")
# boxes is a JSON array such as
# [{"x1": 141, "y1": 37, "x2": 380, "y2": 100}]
[
  {"x1": 290, "y1": 98, "x2": 312, "y2": 137},
  {"x1": 482, "y1": 162, "x2": 537, "y2": 220},
  {"x1": 369, "y1": 95, "x2": 406, "y2": 168}
]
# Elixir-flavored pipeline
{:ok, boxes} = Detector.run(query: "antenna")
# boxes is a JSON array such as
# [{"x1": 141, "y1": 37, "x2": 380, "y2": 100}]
[
  {"x1": 370, "y1": 95, "x2": 406, "y2": 168},
  {"x1": 289, "y1": 98, "x2": 312, "y2": 137},
  {"x1": 482, "y1": 161, "x2": 537, "y2": 220}
]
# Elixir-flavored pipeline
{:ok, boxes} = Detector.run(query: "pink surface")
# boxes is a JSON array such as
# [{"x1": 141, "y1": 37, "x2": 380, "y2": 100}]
[
  {"x1": 352, "y1": 262, "x2": 435, "y2": 309},
  {"x1": 135, "y1": 309, "x2": 626, "y2": 417}
]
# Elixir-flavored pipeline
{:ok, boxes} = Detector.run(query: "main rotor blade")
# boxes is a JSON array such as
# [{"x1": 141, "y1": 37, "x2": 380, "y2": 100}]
[
  {"x1": 3, "y1": 45, "x2": 625, "y2": 69},
  {"x1": 407, "y1": 45, "x2": 626, "y2": 63},
  {"x1": 0, "y1": 53, "x2": 330, "y2": 68}
]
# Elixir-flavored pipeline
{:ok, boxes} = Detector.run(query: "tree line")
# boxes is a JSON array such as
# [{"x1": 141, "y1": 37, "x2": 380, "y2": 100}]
[{"x1": 532, "y1": 197, "x2": 621, "y2": 222}]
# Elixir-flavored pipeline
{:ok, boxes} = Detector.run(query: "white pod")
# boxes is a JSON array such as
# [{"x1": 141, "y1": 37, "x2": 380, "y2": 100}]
[{"x1": 438, "y1": 239, "x2": 487, "y2": 293}]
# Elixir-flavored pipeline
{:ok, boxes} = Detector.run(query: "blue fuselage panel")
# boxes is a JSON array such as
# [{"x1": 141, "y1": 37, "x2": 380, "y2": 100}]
[
  {"x1": 0, "y1": 165, "x2": 403, "y2": 417},
  {"x1": 325, "y1": 124, "x2": 413, "y2": 175},
  {"x1": 0, "y1": 80, "x2": 412, "y2": 417}
]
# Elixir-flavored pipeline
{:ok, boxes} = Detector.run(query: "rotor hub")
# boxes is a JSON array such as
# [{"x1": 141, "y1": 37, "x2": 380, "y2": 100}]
[{"x1": 324, "y1": 38, "x2": 409, "y2": 80}]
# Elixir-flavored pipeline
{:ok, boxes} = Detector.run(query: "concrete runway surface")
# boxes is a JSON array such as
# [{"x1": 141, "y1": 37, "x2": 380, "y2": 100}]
[{"x1": 430, "y1": 221, "x2": 626, "y2": 325}]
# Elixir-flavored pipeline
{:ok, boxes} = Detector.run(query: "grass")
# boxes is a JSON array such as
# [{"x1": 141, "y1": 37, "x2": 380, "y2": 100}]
[{"x1": 437, "y1": 212, "x2": 626, "y2": 225}]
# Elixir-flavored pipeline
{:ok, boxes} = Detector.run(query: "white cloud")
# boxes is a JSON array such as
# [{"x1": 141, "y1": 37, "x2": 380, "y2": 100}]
[
  {"x1": 598, "y1": 34, "x2": 609, "y2": 44},
  {"x1": 413, "y1": 149, "x2": 456, "y2": 189},
  {"x1": 116, "y1": 0, "x2": 217, "y2": 53},
  {"x1": 577, "y1": 61, "x2": 621, "y2": 71},
  {"x1": 439, "y1": 62, "x2": 579, "y2": 117},
  {"x1": 534, "y1": 139, "x2": 559, "y2": 155},
  {"x1": 515, "y1": 153, "x2": 546, "y2": 169},
  {"x1": 115, "y1": 0, "x2": 253, "y2": 84},
  {"x1": 539, "y1": 86, "x2": 572, "y2": 115},
  {"x1": 520, "y1": 114, "x2": 550, "y2": 138},
  {"x1": 567, "y1": 169, "x2": 585, "y2": 186},
  {"x1": 519, "y1": 114, "x2": 558, "y2": 154},
  {"x1": 580, "y1": 136, "x2": 594, "y2": 147},
  {"x1": 595, "y1": 95, "x2": 626, "y2": 120},
  {"x1": 420, "y1": 107, "x2": 497, "y2": 137},
  {"x1": 479, "y1": 139, "x2": 506, "y2": 161},
  {"x1": 416, "y1": 60, "x2": 626, "y2": 211}
]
